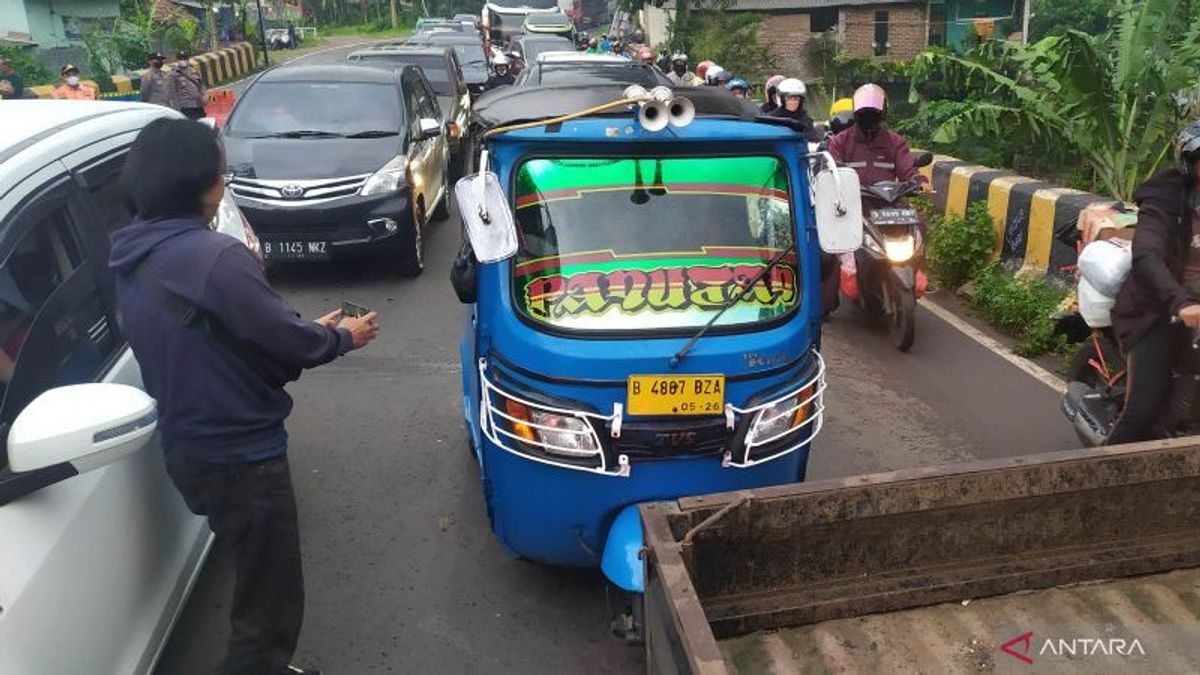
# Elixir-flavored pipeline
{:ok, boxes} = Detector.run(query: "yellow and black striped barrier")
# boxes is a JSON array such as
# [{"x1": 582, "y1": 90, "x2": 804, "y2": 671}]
[{"x1": 918, "y1": 156, "x2": 1114, "y2": 278}]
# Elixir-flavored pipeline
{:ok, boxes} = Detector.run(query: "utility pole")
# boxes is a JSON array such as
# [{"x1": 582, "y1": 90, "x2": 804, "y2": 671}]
[
  {"x1": 254, "y1": 0, "x2": 271, "y2": 67},
  {"x1": 1021, "y1": 0, "x2": 1031, "y2": 43},
  {"x1": 391, "y1": 0, "x2": 398, "y2": 28}
]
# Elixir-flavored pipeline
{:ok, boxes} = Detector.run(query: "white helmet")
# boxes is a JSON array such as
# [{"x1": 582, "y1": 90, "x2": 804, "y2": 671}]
[
  {"x1": 705, "y1": 65, "x2": 724, "y2": 85},
  {"x1": 777, "y1": 78, "x2": 806, "y2": 97},
  {"x1": 493, "y1": 53, "x2": 510, "y2": 66},
  {"x1": 671, "y1": 52, "x2": 688, "y2": 62}
]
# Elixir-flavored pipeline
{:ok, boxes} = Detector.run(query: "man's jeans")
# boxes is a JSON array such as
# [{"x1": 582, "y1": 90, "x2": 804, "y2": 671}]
[{"x1": 165, "y1": 452, "x2": 304, "y2": 675}]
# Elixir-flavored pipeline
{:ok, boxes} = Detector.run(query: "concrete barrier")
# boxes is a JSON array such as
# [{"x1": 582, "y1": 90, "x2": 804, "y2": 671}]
[
  {"x1": 917, "y1": 155, "x2": 1116, "y2": 278},
  {"x1": 27, "y1": 42, "x2": 259, "y2": 101}
]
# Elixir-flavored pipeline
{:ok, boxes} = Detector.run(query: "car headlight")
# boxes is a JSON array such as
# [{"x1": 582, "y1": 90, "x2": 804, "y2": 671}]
[
  {"x1": 501, "y1": 398, "x2": 601, "y2": 457},
  {"x1": 883, "y1": 235, "x2": 916, "y2": 263},
  {"x1": 210, "y1": 192, "x2": 261, "y2": 260},
  {"x1": 360, "y1": 155, "x2": 408, "y2": 196},
  {"x1": 746, "y1": 384, "x2": 818, "y2": 447}
]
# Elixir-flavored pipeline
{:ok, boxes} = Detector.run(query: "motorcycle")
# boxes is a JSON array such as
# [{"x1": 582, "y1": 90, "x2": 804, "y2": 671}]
[
  {"x1": 1061, "y1": 236, "x2": 1200, "y2": 445},
  {"x1": 840, "y1": 152, "x2": 932, "y2": 351}
]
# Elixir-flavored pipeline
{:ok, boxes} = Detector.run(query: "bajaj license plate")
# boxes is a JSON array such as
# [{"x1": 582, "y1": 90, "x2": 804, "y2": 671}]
[
  {"x1": 262, "y1": 240, "x2": 330, "y2": 261},
  {"x1": 627, "y1": 375, "x2": 725, "y2": 416}
]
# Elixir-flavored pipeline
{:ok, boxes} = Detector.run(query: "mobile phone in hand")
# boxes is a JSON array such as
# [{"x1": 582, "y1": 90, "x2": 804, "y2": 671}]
[{"x1": 342, "y1": 301, "x2": 369, "y2": 319}]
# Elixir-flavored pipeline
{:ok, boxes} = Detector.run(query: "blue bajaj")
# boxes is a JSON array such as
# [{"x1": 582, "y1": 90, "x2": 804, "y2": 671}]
[{"x1": 453, "y1": 84, "x2": 863, "y2": 636}]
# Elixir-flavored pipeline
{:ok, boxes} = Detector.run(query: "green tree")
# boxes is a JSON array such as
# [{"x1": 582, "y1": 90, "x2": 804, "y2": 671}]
[
  {"x1": 909, "y1": 0, "x2": 1200, "y2": 201},
  {"x1": 1029, "y1": 0, "x2": 1112, "y2": 40}
]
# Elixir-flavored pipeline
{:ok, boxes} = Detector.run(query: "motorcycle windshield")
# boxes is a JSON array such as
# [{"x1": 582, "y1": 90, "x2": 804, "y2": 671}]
[{"x1": 511, "y1": 156, "x2": 800, "y2": 333}]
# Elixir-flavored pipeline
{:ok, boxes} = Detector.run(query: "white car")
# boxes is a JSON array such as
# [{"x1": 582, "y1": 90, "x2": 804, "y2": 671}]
[{"x1": 0, "y1": 100, "x2": 256, "y2": 674}]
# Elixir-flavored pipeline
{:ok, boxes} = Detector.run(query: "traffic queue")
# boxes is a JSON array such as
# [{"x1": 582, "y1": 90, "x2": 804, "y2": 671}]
[{"x1": 0, "y1": 8, "x2": 941, "y2": 674}]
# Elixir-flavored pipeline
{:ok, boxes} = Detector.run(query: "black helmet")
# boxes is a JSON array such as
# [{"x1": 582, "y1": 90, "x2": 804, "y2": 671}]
[{"x1": 1178, "y1": 120, "x2": 1200, "y2": 180}]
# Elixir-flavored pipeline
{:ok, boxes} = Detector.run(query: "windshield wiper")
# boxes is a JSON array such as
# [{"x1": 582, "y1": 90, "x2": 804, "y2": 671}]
[
  {"x1": 668, "y1": 243, "x2": 797, "y2": 369},
  {"x1": 345, "y1": 130, "x2": 400, "y2": 138},
  {"x1": 247, "y1": 130, "x2": 344, "y2": 139}
]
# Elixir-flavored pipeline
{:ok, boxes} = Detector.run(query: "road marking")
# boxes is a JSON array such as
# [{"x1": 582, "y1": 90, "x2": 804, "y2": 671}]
[{"x1": 921, "y1": 297, "x2": 1067, "y2": 395}]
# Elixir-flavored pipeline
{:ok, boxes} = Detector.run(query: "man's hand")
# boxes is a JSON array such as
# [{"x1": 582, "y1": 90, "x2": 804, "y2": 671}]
[
  {"x1": 315, "y1": 309, "x2": 343, "y2": 328},
  {"x1": 1179, "y1": 304, "x2": 1200, "y2": 329},
  {"x1": 338, "y1": 311, "x2": 380, "y2": 350}
]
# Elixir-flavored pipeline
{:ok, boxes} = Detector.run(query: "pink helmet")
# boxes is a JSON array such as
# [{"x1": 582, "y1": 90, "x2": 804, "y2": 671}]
[
  {"x1": 852, "y1": 83, "x2": 887, "y2": 113},
  {"x1": 764, "y1": 74, "x2": 784, "y2": 93}
]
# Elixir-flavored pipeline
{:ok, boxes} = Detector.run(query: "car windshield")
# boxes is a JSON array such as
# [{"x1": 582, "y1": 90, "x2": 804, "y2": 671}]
[
  {"x1": 527, "y1": 13, "x2": 569, "y2": 25},
  {"x1": 224, "y1": 82, "x2": 402, "y2": 137},
  {"x1": 353, "y1": 53, "x2": 454, "y2": 95},
  {"x1": 530, "y1": 64, "x2": 663, "y2": 87},
  {"x1": 512, "y1": 157, "x2": 798, "y2": 332},
  {"x1": 441, "y1": 43, "x2": 487, "y2": 67}
]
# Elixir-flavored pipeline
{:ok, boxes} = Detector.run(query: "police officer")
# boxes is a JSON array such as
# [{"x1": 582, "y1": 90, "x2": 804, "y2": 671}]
[
  {"x1": 140, "y1": 52, "x2": 176, "y2": 109},
  {"x1": 171, "y1": 50, "x2": 207, "y2": 120}
]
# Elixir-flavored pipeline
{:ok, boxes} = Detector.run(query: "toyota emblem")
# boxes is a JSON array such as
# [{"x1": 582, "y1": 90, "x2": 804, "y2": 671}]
[{"x1": 280, "y1": 184, "x2": 305, "y2": 199}]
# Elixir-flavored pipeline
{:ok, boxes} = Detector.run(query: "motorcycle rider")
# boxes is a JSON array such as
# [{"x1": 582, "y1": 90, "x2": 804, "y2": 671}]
[
  {"x1": 726, "y1": 78, "x2": 750, "y2": 99},
  {"x1": 485, "y1": 54, "x2": 516, "y2": 89},
  {"x1": 829, "y1": 83, "x2": 931, "y2": 201},
  {"x1": 760, "y1": 75, "x2": 784, "y2": 114},
  {"x1": 666, "y1": 53, "x2": 701, "y2": 87},
  {"x1": 1106, "y1": 121, "x2": 1200, "y2": 444},
  {"x1": 770, "y1": 78, "x2": 818, "y2": 140}
]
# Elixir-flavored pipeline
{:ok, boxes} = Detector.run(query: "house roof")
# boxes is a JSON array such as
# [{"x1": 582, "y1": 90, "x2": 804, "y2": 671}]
[{"x1": 725, "y1": 0, "x2": 920, "y2": 11}]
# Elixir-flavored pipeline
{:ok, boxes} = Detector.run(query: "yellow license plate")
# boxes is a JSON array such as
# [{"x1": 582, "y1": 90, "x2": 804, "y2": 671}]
[{"x1": 627, "y1": 375, "x2": 725, "y2": 416}]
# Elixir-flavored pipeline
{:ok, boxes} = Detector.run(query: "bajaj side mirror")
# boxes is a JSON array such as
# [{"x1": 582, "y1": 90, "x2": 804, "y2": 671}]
[
  {"x1": 455, "y1": 167, "x2": 518, "y2": 263},
  {"x1": 812, "y1": 167, "x2": 863, "y2": 254},
  {"x1": 913, "y1": 151, "x2": 934, "y2": 168}
]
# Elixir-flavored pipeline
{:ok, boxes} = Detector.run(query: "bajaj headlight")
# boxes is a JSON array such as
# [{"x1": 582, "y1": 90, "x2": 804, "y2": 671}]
[
  {"x1": 500, "y1": 398, "x2": 601, "y2": 458},
  {"x1": 360, "y1": 155, "x2": 408, "y2": 196},
  {"x1": 746, "y1": 384, "x2": 819, "y2": 447}
]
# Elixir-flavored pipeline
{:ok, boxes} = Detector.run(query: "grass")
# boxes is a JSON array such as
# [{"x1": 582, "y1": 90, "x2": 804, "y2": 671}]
[{"x1": 321, "y1": 23, "x2": 415, "y2": 38}]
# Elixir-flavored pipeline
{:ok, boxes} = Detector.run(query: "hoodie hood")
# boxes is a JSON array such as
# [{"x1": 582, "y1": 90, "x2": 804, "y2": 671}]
[{"x1": 110, "y1": 216, "x2": 208, "y2": 277}]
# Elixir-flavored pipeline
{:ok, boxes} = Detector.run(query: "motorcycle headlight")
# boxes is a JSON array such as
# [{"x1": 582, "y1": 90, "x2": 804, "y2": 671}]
[
  {"x1": 501, "y1": 398, "x2": 601, "y2": 457},
  {"x1": 360, "y1": 155, "x2": 408, "y2": 196},
  {"x1": 883, "y1": 235, "x2": 916, "y2": 263},
  {"x1": 863, "y1": 233, "x2": 884, "y2": 256},
  {"x1": 747, "y1": 384, "x2": 818, "y2": 447}
]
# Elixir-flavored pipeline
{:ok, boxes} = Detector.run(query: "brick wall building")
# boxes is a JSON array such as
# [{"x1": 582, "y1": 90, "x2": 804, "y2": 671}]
[{"x1": 647, "y1": 0, "x2": 934, "y2": 81}]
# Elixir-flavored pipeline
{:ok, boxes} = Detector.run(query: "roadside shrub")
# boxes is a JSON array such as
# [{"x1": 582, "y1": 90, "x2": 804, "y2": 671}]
[
  {"x1": 927, "y1": 201, "x2": 995, "y2": 290},
  {"x1": 970, "y1": 266, "x2": 1070, "y2": 357}
]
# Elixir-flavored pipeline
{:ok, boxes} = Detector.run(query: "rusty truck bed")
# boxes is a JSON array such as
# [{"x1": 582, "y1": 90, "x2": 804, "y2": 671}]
[
  {"x1": 718, "y1": 568, "x2": 1200, "y2": 674},
  {"x1": 641, "y1": 439, "x2": 1200, "y2": 675}
]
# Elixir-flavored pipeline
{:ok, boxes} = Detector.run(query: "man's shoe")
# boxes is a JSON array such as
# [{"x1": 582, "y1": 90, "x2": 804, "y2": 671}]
[{"x1": 285, "y1": 666, "x2": 321, "y2": 675}]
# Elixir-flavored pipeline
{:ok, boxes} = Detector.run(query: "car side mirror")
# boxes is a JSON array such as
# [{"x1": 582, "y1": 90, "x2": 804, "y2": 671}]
[
  {"x1": 913, "y1": 151, "x2": 933, "y2": 168},
  {"x1": 455, "y1": 160, "x2": 517, "y2": 262},
  {"x1": 8, "y1": 383, "x2": 157, "y2": 475},
  {"x1": 812, "y1": 167, "x2": 863, "y2": 253},
  {"x1": 419, "y1": 117, "x2": 443, "y2": 140}
]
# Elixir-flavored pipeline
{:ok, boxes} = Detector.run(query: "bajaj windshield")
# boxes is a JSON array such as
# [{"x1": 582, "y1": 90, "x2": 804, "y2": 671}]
[{"x1": 512, "y1": 156, "x2": 799, "y2": 332}]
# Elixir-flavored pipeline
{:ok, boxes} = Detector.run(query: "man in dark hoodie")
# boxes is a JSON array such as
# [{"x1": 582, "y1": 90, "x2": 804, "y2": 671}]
[
  {"x1": 109, "y1": 118, "x2": 379, "y2": 675},
  {"x1": 1107, "y1": 121, "x2": 1200, "y2": 444}
]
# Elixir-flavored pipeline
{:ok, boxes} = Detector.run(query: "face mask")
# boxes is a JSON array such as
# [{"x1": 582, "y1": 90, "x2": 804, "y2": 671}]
[
  {"x1": 673, "y1": 63, "x2": 686, "y2": 76},
  {"x1": 857, "y1": 111, "x2": 882, "y2": 133},
  {"x1": 65, "y1": 76, "x2": 80, "y2": 87}
]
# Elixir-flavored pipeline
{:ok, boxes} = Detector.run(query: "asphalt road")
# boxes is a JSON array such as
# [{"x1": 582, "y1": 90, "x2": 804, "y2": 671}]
[{"x1": 156, "y1": 42, "x2": 1081, "y2": 674}]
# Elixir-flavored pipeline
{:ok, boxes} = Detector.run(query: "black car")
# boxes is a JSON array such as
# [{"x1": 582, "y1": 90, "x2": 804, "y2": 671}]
[
  {"x1": 220, "y1": 65, "x2": 451, "y2": 275},
  {"x1": 509, "y1": 34, "x2": 575, "y2": 64},
  {"x1": 514, "y1": 61, "x2": 674, "y2": 88},
  {"x1": 347, "y1": 46, "x2": 472, "y2": 177},
  {"x1": 426, "y1": 33, "x2": 490, "y2": 97}
]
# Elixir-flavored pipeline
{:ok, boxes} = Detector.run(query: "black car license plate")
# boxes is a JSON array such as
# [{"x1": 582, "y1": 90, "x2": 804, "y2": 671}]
[{"x1": 262, "y1": 240, "x2": 330, "y2": 261}]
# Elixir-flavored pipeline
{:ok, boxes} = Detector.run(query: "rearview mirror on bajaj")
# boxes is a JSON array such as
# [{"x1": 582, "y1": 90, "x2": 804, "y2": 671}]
[{"x1": 455, "y1": 85, "x2": 856, "y2": 642}]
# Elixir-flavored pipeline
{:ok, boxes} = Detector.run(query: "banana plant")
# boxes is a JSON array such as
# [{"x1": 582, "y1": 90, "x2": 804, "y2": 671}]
[{"x1": 909, "y1": 0, "x2": 1200, "y2": 201}]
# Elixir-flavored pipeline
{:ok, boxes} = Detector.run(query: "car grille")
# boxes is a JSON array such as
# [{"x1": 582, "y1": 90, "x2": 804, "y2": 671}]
[{"x1": 228, "y1": 174, "x2": 372, "y2": 205}]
